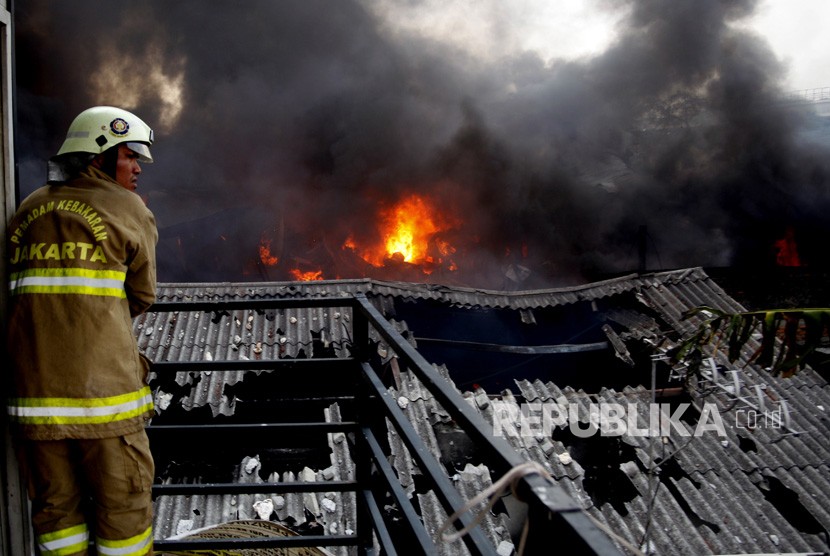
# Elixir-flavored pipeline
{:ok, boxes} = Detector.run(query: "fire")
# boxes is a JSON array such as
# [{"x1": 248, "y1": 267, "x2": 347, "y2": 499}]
[
  {"x1": 774, "y1": 227, "x2": 801, "y2": 267},
  {"x1": 436, "y1": 238, "x2": 459, "y2": 271},
  {"x1": 384, "y1": 195, "x2": 439, "y2": 262},
  {"x1": 346, "y1": 193, "x2": 460, "y2": 274},
  {"x1": 259, "y1": 235, "x2": 279, "y2": 266},
  {"x1": 290, "y1": 269, "x2": 324, "y2": 281},
  {"x1": 255, "y1": 192, "x2": 461, "y2": 281}
]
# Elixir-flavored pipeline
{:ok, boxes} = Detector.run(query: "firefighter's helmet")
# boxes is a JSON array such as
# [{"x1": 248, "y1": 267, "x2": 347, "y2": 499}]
[{"x1": 57, "y1": 106, "x2": 154, "y2": 163}]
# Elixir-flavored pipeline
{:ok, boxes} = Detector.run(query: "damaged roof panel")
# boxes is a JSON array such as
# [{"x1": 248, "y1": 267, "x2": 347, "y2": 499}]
[
  {"x1": 486, "y1": 377, "x2": 830, "y2": 554},
  {"x1": 139, "y1": 267, "x2": 830, "y2": 554},
  {"x1": 136, "y1": 305, "x2": 355, "y2": 362}
]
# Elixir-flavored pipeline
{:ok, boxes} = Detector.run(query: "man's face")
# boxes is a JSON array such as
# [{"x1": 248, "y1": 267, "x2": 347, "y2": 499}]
[{"x1": 113, "y1": 144, "x2": 143, "y2": 192}]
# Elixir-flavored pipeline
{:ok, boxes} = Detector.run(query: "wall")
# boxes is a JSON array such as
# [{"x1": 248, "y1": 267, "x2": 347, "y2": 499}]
[{"x1": 0, "y1": 0, "x2": 32, "y2": 553}]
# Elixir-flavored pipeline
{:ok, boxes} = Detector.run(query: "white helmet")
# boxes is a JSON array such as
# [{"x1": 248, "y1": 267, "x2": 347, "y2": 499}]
[{"x1": 57, "y1": 106, "x2": 154, "y2": 163}]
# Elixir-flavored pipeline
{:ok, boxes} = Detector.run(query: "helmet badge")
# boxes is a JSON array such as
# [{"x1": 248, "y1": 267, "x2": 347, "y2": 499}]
[{"x1": 109, "y1": 118, "x2": 130, "y2": 137}]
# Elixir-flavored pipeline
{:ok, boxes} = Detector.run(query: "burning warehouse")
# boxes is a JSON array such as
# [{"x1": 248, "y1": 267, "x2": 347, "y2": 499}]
[{"x1": 2, "y1": 0, "x2": 830, "y2": 554}]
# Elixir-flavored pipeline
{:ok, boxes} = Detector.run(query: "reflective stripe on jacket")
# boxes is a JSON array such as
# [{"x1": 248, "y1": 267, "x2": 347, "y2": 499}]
[
  {"x1": 10, "y1": 267, "x2": 128, "y2": 298},
  {"x1": 7, "y1": 166, "x2": 158, "y2": 440},
  {"x1": 8, "y1": 386, "x2": 153, "y2": 425}
]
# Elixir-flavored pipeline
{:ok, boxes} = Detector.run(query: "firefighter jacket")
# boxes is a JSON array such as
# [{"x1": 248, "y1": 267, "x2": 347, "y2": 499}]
[{"x1": 6, "y1": 166, "x2": 158, "y2": 440}]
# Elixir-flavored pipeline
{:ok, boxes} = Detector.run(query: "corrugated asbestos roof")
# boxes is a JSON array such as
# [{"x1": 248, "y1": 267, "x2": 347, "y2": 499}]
[
  {"x1": 151, "y1": 268, "x2": 691, "y2": 310},
  {"x1": 139, "y1": 267, "x2": 830, "y2": 554},
  {"x1": 487, "y1": 378, "x2": 830, "y2": 555}
]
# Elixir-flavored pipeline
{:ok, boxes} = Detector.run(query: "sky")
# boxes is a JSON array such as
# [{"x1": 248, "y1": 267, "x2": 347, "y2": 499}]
[
  {"x1": 12, "y1": 0, "x2": 830, "y2": 287},
  {"x1": 369, "y1": 0, "x2": 829, "y2": 92},
  {"x1": 744, "y1": 0, "x2": 830, "y2": 91}
]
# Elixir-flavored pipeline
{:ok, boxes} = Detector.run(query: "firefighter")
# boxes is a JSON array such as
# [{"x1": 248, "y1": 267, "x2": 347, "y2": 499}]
[{"x1": 6, "y1": 106, "x2": 158, "y2": 555}]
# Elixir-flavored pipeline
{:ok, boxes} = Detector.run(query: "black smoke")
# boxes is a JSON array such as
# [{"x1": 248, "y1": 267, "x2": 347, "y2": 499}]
[{"x1": 13, "y1": 0, "x2": 830, "y2": 287}]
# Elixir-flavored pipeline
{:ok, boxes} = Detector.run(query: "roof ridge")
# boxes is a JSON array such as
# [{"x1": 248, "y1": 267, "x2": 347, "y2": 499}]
[{"x1": 157, "y1": 267, "x2": 710, "y2": 298}]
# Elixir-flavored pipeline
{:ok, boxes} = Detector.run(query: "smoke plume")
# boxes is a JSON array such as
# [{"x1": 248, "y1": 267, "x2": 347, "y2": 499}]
[{"x1": 13, "y1": 0, "x2": 830, "y2": 287}]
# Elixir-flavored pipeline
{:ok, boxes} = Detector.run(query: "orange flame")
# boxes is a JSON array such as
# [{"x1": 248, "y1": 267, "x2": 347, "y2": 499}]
[
  {"x1": 259, "y1": 236, "x2": 279, "y2": 266},
  {"x1": 346, "y1": 194, "x2": 459, "y2": 273},
  {"x1": 290, "y1": 268, "x2": 324, "y2": 281},
  {"x1": 384, "y1": 195, "x2": 439, "y2": 262}
]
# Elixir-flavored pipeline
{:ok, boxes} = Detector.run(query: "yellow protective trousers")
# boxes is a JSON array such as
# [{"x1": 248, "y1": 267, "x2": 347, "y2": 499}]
[{"x1": 17, "y1": 430, "x2": 154, "y2": 556}]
